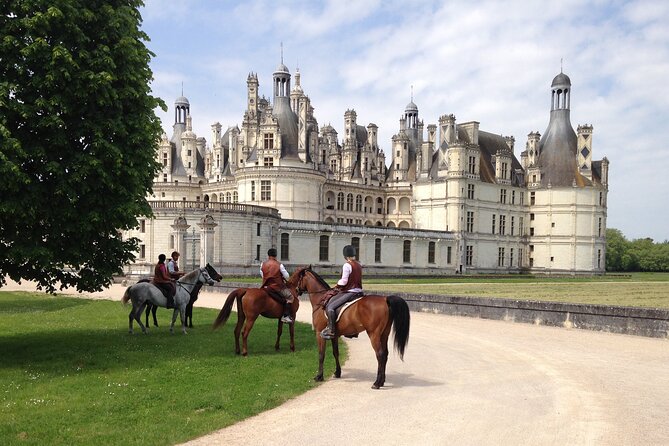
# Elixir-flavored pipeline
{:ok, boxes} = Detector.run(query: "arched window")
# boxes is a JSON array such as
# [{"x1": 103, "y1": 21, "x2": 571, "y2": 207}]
[
  {"x1": 355, "y1": 195, "x2": 362, "y2": 212},
  {"x1": 280, "y1": 233, "x2": 289, "y2": 261},
  {"x1": 319, "y1": 235, "x2": 329, "y2": 261},
  {"x1": 403, "y1": 240, "x2": 411, "y2": 263},
  {"x1": 351, "y1": 237, "x2": 360, "y2": 260},
  {"x1": 346, "y1": 193, "x2": 353, "y2": 211}
]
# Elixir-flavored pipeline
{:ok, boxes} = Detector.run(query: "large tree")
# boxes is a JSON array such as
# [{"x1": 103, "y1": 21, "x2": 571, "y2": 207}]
[{"x1": 0, "y1": 1, "x2": 164, "y2": 292}]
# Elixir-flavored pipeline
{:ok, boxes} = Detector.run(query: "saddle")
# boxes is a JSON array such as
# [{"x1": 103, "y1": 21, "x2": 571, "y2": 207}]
[
  {"x1": 138, "y1": 277, "x2": 174, "y2": 302},
  {"x1": 263, "y1": 287, "x2": 287, "y2": 304},
  {"x1": 324, "y1": 294, "x2": 364, "y2": 322}
]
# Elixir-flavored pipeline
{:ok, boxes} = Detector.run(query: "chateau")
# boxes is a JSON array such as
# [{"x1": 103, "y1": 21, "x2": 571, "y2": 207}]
[{"x1": 124, "y1": 61, "x2": 609, "y2": 276}]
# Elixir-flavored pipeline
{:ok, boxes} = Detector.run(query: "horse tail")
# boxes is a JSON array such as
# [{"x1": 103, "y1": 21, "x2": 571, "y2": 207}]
[
  {"x1": 121, "y1": 286, "x2": 132, "y2": 305},
  {"x1": 387, "y1": 295, "x2": 410, "y2": 361},
  {"x1": 212, "y1": 288, "x2": 245, "y2": 330}
]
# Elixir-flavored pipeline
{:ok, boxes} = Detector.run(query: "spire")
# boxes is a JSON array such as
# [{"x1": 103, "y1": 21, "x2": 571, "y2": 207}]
[{"x1": 280, "y1": 41, "x2": 283, "y2": 65}]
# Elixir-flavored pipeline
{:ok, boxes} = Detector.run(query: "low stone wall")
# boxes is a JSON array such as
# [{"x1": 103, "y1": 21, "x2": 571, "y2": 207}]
[
  {"x1": 377, "y1": 291, "x2": 669, "y2": 339},
  {"x1": 136, "y1": 280, "x2": 669, "y2": 339}
]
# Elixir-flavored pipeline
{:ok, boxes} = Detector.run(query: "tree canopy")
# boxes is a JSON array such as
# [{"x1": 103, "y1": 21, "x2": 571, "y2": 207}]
[
  {"x1": 0, "y1": 1, "x2": 164, "y2": 292},
  {"x1": 606, "y1": 228, "x2": 669, "y2": 272}
]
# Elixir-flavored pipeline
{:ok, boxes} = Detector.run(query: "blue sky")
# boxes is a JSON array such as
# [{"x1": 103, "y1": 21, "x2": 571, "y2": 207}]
[{"x1": 140, "y1": 0, "x2": 669, "y2": 242}]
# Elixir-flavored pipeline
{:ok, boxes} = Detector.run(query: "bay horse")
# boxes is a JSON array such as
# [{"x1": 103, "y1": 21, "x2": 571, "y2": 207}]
[
  {"x1": 294, "y1": 266, "x2": 410, "y2": 389},
  {"x1": 143, "y1": 264, "x2": 222, "y2": 328},
  {"x1": 212, "y1": 279, "x2": 300, "y2": 356},
  {"x1": 121, "y1": 265, "x2": 217, "y2": 334}
]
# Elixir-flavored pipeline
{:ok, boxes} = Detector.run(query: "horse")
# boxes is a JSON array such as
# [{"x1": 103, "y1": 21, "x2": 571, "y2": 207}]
[
  {"x1": 121, "y1": 265, "x2": 217, "y2": 334},
  {"x1": 294, "y1": 266, "x2": 410, "y2": 389},
  {"x1": 143, "y1": 264, "x2": 222, "y2": 328},
  {"x1": 212, "y1": 279, "x2": 300, "y2": 356}
]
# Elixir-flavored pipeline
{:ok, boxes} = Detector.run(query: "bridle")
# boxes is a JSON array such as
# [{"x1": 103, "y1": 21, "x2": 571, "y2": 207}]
[
  {"x1": 176, "y1": 268, "x2": 211, "y2": 291},
  {"x1": 296, "y1": 268, "x2": 330, "y2": 296}
]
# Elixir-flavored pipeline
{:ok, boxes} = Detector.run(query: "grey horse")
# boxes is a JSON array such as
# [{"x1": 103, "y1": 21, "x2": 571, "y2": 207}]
[{"x1": 122, "y1": 266, "x2": 216, "y2": 334}]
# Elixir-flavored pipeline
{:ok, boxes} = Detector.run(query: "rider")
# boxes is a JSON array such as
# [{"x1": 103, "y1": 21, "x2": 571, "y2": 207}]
[
  {"x1": 320, "y1": 245, "x2": 363, "y2": 339},
  {"x1": 152, "y1": 253, "x2": 176, "y2": 309},
  {"x1": 167, "y1": 251, "x2": 185, "y2": 279},
  {"x1": 260, "y1": 248, "x2": 296, "y2": 324}
]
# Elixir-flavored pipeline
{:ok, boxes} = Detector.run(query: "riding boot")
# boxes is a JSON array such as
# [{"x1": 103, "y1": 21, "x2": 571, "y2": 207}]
[
  {"x1": 280, "y1": 303, "x2": 293, "y2": 324},
  {"x1": 320, "y1": 309, "x2": 337, "y2": 339}
]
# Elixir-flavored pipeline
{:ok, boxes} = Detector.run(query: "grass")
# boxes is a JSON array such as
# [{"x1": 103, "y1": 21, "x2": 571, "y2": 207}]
[
  {"x1": 0, "y1": 292, "x2": 342, "y2": 446},
  {"x1": 365, "y1": 272, "x2": 669, "y2": 309}
]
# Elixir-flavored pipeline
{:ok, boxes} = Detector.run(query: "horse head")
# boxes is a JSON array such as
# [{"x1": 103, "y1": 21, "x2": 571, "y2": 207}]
[
  {"x1": 199, "y1": 267, "x2": 216, "y2": 286},
  {"x1": 294, "y1": 265, "x2": 330, "y2": 296},
  {"x1": 205, "y1": 263, "x2": 223, "y2": 282}
]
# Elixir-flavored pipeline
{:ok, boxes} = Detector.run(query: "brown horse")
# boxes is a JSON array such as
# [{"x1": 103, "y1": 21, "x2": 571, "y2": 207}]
[
  {"x1": 294, "y1": 266, "x2": 410, "y2": 389},
  {"x1": 212, "y1": 282, "x2": 300, "y2": 356}
]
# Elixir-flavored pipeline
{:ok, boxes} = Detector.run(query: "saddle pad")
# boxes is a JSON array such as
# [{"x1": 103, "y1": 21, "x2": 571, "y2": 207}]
[{"x1": 324, "y1": 297, "x2": 363, "y2": 323}]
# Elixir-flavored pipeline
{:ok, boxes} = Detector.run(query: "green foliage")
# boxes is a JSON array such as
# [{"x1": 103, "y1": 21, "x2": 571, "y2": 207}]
[
  {"x1": 605, "y1": 229, "x2": 669, "y2": 272},
  {"x1": 0, "y1": 1, "x2": 165, "y2": 292},
  {"x1": 0, "y1": 293, "x2": 336, "y2": 445}
]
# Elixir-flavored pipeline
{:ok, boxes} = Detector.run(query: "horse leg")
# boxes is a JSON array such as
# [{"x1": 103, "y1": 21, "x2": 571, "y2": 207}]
[
  {"x1": 314, "y1": 337, "x2": 327, "y2": 382},
  {"x1": 233, "y1": 311, "x2": 245, "y2": 355},
  {"x1": 186, "y1": 301, "x2": 194, "y2": 328},
  {"x1": 240, "y1": 315, "x2": 258, "y2": 357},
  {"x1": 179, "y1": 305, "x2": 187, "y2": 334},
  {"x1": 135, "y1": 302, "x2": 149, "y2": 334},
  {"x1": 331, "y1": 338, "x2": 342, "y2": 378},
  {"x1": 169, "y1": 307, "x2": 179, "y2": 334},
  {"x1": 289, "y1": 321, "x2": 295, "y2": 352},
  {"x1": 144, "y1": 304, "x2": 150, "y2": 328},
  {"x1": 152, "y1": 304, "x2": 158, "y2": 327},
  {"x1": 275, "y1": 319, "x2": 283, "y2": 351},
  {"x1": 369, "y1": 331, "x2": 389, "y2": 390},
  {"x1": 128, "y1": 306, "x2": 135, "y2": 334}
]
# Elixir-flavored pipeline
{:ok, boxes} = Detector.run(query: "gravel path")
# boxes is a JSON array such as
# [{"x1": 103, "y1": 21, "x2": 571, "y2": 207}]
[{"x1": 5, "y1": 281, "x2": 668, "y2": 445}]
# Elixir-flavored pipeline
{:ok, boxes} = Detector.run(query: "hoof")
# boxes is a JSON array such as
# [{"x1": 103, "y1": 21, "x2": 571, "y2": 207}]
[
  {"x1": 371, "y1": 384, "x2": 380, "y2": 390},
  {"x1": 334, "y1": 371, "x2": 341, "y2": 379},
  {"x1": 242, "y1": 352, "x2": 248, "y2": 357},
  {"x1": 314, "y1": 375, "x2": 324, "y2": 382},
  {"x1": 128, "y1": 330, "x2": 133, "y2": 334}
]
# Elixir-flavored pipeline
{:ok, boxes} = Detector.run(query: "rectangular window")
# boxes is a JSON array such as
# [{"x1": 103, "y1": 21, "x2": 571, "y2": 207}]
[
  {"x1": 140, "y1": 220, "x2": 146, "y2": 233},
  {"x1": 375, "y1": 238, "x2": 382, "y2": 263},
  {"x1": 467, "y1": 184, "x2": 475, "y2": 199},
  {"x1": 251, "y1": 181, "x2": 255, "y2": 201},
  {"x1": 319, "y1": 235, "x2": 329, "y2": 261},
  {"x1": 598, "y1": 217, "x2": 602, "y2": 237},
  {"x1": 163, "y1": 173, "x2": 168, "y2": 182},
  {"x1": 491, "y1": 214, "x2": 496, "y2": 234},
  {"x1": 447, "y1": 246, "x2": 452, "y2": 264},
  {"x1": 468, "y1": 156, "x2": 476, "y2": 174},
  {"x1": 530, "y1": 227, "x2": 535, "y2": 236},
  {"x1": 465, "y1": 245, "x2": 473, "y2": 266},
  {"x1": 519, "y1": 249, "x2": 523, "y2": 267},
  {"x1": 511, "y1": 190, "x2": 516, "y2": 204},
  {"x1": 501, "y1": 162, "x2": 508, "y2": 180},
  {"x1": 280, "y1": 233, "x2": 289, "y2": 261},
  {"x1": 260, "y1": 180, "x2": 271, "y2": 201},
  {"x1": 256, "y1": 222, "x2": 261, "y2": 236},
  {"x1": 599, "y1": 192, "x2": 603, "y2": 206},
  {"x1": 499, "y1": 215, "x2": 506, "y2": 235},
  {"x1": 330, "y1": 159, "x2": 337, "y2": 172},
  {"x1": 256, "y1": 244, "x2": 261, "y2": 261},
  {"x1": 169, "y1": 235, "x2": 174, "y2": 249},
  {"x1": 498, "y1": 247, "x2": 505, "y2": 266},
  {"x1": 139, "y1": 244, "x2": 145, "y2": 259},
  {"x1": 403, "y1": 240, "x2": 411, "y2": 263},
  {"x1": 530, "y1": 213, "x2": 535, "y2": 221},
  {"x1": 351, "y1": 237, "x2": 360, "y2": 260},
  {"x1": 520, "y1": 192, "x2": 524, "y2": 205},
  {"x1": 163, "y1": 153, "x2": 168, "y2": 167},
  {"x1": 597, "y1": 249, "x2": 602, "y2": 268},
  {"x1": 466, "y1": 211, "x2": 474, "y2": 233},
  {"x1": 530, "y1": 192, "x2": 536, "y2": 205},
  {"x1": 428, "y1": 241, "x2": 436, "y2": 264},
  {"x1": 500, "y1": 189, "x2": 507, "y2": 204},
  {"x1": 510, "y1": 248, "x2": 514, "y2": 266},
  {"x1": 510, "y1": 216, "x2": 515, "y2": 235},
  {"x1": 264, "y1": 133, "x2": 274, "y2": 150},
  {"x1": 263, "y1": 157, "x2": 274, "y2": 167},
  {"x1": 519, "y1": 217, "x2": 524, "y2": 236}
]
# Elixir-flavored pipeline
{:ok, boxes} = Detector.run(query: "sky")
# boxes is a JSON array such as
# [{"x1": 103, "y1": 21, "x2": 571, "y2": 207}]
[{"x1": 140, "y1": 0, "x2": 669, "y2": 242}]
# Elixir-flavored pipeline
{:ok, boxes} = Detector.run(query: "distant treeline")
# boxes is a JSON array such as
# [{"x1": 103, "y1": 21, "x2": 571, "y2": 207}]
[{"x1": 606, "y1": 228, "x2": 669, "y2": 272}]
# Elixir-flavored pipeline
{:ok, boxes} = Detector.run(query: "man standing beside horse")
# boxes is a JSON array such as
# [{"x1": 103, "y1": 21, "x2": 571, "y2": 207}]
[{"x1": 260, "y1": 248, "x2": 296, "y2": 324}]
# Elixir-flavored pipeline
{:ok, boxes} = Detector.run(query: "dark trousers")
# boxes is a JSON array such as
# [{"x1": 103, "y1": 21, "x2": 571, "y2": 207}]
[{"x1": 325, "y1": 291, "x2": 361, "y2": 321}]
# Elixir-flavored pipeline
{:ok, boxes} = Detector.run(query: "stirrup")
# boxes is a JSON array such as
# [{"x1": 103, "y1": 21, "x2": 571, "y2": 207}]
[{"x1": 320, "y1": 328, "x2": 335, "y2": 340}]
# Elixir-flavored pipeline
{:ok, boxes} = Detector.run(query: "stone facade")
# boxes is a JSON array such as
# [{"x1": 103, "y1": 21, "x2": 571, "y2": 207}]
[{"x1": 126, "y1": 63, "x2": 608, "y2": 276}]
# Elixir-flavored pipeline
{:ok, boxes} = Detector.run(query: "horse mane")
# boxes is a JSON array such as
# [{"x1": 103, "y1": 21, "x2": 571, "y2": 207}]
[
  {"x1": 305, "y1": 267, "x2": 331, "y2": 290},
  {"x1": 179, "y1": 268, "x2": 199, "y2": 282}
]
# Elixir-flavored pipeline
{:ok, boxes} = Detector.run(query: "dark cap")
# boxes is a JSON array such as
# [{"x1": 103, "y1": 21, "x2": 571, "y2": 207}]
[
  {"x1": 343, "y1": 245, "x2": 356, "y2": 258},
  {"x1": 267, "y1": 248, "x2": 278, "y2": 257}
]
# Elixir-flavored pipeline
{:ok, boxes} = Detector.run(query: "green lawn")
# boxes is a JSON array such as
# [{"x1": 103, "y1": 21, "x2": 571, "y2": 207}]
[
  {"x1": 364, "y1": 272, "x2": 669, "y2": 308},
  {"x1": 0, "y1": 292, "x2": 340, "y2": 446}
]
